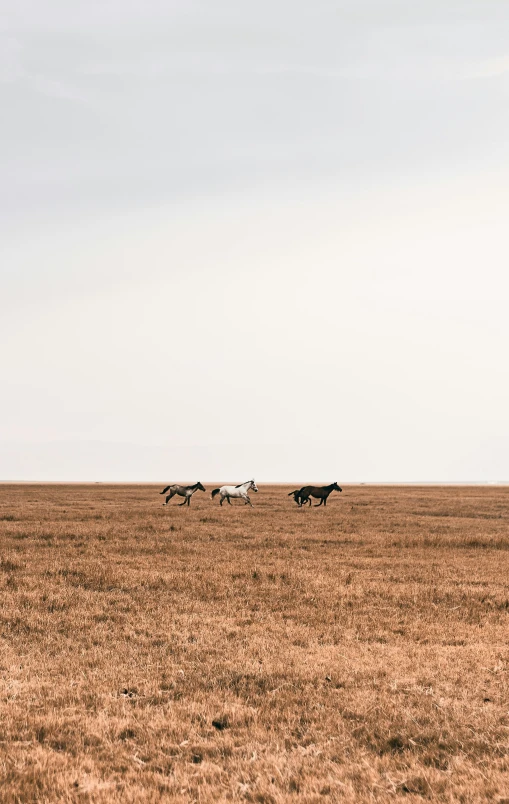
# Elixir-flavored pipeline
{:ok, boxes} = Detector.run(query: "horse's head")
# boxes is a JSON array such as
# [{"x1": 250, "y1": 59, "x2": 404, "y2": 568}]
[
  {"x1": 250, "y1": 480, "x2": 258, "y2": 492},
  {"x1": 332, "y1": 482, "x2": 342, "y2": 492},
  {"x1": 197, "y1": 482, "x2": 206, "y2": 492}
]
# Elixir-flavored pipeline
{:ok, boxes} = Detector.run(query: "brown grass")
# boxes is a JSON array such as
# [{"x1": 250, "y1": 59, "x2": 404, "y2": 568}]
[{"x1": 0, "y1": 483, "x2": 508, "y2": 802}]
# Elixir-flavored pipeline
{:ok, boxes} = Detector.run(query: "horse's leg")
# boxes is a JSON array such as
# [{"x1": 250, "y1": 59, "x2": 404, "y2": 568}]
[
  {"x1": 323, "y1": 496, "x2": 327, "y2": 506},
  {"x1": 226, "y1": 495, "x2": 232, "y2": 505},
  {"x1": 244, "y1": 495, "x2": 252, "y2": 506},
  {"x1": 164, "y1": 490, "x2": 175, "y2": 505},
  {"x1": 314, "y1": 498, "x2": 323, "y2": 507},
  {"x1": 178, "y1": 495, "x2": 187, "y2": 506},
  {"x1": 219, "y1": 495, "x2": 224, "y2": 506}
]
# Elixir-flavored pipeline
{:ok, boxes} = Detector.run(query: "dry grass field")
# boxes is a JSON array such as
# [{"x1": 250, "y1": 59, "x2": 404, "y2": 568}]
[{"x1": 1, "y1": 484, "x2": 508, "y2": 803}]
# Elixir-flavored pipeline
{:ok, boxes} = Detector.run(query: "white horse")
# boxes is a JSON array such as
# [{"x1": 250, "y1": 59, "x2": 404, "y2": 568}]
[{"x1": 211, "y1": 479, "x2": 258, "y2": 506}]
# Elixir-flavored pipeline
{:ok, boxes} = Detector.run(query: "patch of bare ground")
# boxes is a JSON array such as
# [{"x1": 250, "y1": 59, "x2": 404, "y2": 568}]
[{"x1": 0, "y1": 484, "x2": 508, "y2": 802}]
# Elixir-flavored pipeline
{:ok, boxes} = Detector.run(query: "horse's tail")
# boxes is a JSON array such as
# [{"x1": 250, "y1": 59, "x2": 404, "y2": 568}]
[
  {"x1": 160, "y1": 485, "x2": 172, "y2": 495},
  {"x1": 211, "y1": 488, "x2": 221, "y2": 499},
  {"x1": 288, "y1": 490, "x2": 298, "y2": 496}
]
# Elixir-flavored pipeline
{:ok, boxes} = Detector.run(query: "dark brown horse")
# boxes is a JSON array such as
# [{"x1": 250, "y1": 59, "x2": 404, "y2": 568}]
[{"x1": 292, "y1": 482, "x2": 342, "y2": 507}]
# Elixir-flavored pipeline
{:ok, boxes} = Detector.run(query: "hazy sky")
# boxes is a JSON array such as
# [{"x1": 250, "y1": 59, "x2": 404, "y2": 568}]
[{"x1": 2, "y1": 1, "x2": 508, "y2": 481}]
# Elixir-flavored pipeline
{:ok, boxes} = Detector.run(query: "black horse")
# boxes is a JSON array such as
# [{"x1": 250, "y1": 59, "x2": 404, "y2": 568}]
[
  {"x1": 290, "y1": 482, "x2": 342, "y2": 507},
  {"x1": 288, "y1": 489, "x2": 311, "y2": 506}
]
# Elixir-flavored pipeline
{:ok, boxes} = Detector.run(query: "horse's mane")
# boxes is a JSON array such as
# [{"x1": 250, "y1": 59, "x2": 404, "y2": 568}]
[{"x1": 235, "y1": 480, "x2": 251, "y2": 488}]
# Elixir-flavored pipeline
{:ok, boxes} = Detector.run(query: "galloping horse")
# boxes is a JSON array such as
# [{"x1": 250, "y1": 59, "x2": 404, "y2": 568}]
[
  {"x1": 292, "y1": 482, "x2": 342, "y2": 507},
  {"x1": 211, "y1": 479, "x2": 258, "y2": 507},
  {"x1": 288, "y1": 489, "x2": 308, "y2": 506},
  {"x1": 160, "y1": 482, "x2": 206, "y2": 506}
]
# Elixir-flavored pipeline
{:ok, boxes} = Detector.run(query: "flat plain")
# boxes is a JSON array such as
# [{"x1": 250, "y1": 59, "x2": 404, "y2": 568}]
[{"x1": 0, "y1": 484, "x2": 508, "y2": 803}]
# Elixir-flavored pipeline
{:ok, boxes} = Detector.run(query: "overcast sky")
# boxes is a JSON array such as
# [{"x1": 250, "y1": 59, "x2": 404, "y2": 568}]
[{"x1": 1, "y1": 1, "x2": 508, "y2": 482}]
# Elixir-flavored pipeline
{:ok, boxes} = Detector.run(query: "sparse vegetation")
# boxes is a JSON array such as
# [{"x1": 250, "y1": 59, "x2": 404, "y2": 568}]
[{"x1": 0, "y1": 484, "x2": 508, "y2": 801}]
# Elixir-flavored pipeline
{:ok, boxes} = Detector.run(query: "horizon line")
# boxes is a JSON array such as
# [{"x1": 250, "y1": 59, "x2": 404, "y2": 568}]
[{"x1": 1, "y1": 480, "x2": 508, "y2": 486}]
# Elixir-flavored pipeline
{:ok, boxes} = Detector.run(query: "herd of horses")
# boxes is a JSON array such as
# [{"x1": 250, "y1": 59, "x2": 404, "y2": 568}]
[{"x1": 160, "y1": 480, "x2": 342, "y2": 507}]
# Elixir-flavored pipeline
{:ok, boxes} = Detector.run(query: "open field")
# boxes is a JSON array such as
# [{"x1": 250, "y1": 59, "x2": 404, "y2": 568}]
[{"x1": 0, "y1": 484, "x2": 508, "y2": 802}]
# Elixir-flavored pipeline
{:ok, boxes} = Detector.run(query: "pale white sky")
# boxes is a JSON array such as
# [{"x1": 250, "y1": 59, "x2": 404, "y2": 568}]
[{"x1": 1, "y1": 1, "x2": 508, "y2": 481}]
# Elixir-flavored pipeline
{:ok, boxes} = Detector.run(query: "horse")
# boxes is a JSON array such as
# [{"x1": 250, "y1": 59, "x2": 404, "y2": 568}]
[
  {"x1": 294, "y1": 482, "x2": 342, "y2": 507},
  {"x1": 160, "y1": 482, "x2": 206, "y2": 506},
  {"x1": 211, "y1": 479, "x2": 258, "y2": 507},
  {"x1": 288, "y1": 489, "x2": 311, "y2": 506}
]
